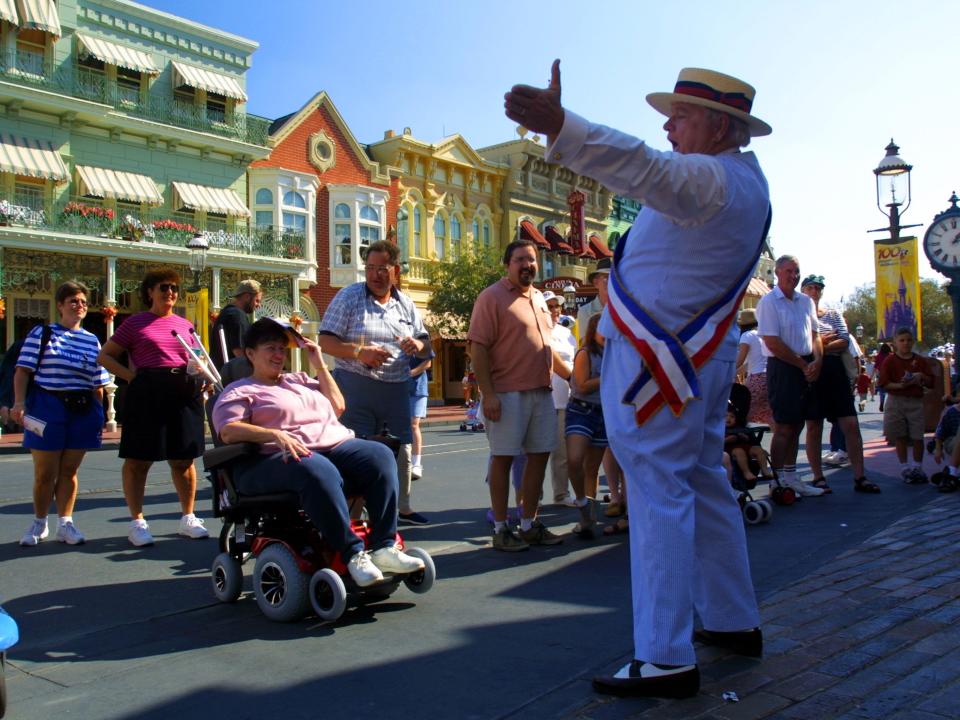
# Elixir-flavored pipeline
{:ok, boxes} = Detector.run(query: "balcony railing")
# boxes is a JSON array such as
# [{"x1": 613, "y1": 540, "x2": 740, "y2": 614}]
[
  {"x1": 0, "y1": 195, "x2": 305, "y2": 260},
  {"x1": 0, "y1": 59, "x2": 270, "y2": 147}
]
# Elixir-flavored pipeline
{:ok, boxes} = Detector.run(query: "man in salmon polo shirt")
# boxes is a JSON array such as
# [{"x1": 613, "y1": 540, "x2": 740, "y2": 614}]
[{"x1": 468, "y1": 238, "x2": 570, "y2": 552}]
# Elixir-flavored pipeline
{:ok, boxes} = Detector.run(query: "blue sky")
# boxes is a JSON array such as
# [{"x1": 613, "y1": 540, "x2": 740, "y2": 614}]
[{"x1": 148, "y1": 0, "x2": 953, "y2": 308}]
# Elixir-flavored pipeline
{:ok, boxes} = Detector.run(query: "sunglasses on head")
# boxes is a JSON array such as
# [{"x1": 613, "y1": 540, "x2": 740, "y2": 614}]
[{"x1": 157, "y1": 283, "x2": 180, "y2": 293}]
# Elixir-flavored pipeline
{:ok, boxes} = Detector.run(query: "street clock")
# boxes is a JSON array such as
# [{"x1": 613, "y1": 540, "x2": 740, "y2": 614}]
[{"x1": 923, "y1": 192, "x2": 960, "y2": 275}]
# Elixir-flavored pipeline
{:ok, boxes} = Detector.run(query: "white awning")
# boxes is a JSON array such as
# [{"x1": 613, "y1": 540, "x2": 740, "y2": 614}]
[
  {"x1": 76, "y1": 33, "x2": 159, "y2": 75},
  {"x1": 0, "y1": 0, "x2": 18, "y2": 25},
  {"x1": 171, "y1": 61, "x2": 247, "y2": 102},
  {"x1": 745, "y1": 276, "x2": 772, "y2": 298},
  {"x1": 0, "y1": 133, "x2": 68, "y2": 182},
  {"x1": 15, "y1": 0, "x2": 60, "y2": 37},
  {"x1": 76, "y1": 165, "x2": 163, "y2": 205},
  {"x1": 172, "y1": 181, "x2": 250, "y2": 217}
]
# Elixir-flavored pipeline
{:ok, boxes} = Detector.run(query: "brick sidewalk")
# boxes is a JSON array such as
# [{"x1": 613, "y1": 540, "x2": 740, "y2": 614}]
[{"x1": 566, "y1": 491, "x2": 960, "y2": 719}]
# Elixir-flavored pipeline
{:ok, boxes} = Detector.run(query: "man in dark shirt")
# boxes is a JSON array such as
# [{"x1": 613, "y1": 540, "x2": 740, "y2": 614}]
[{"x1": 211, "y1": 279, "x2": 262, "y2": 371}]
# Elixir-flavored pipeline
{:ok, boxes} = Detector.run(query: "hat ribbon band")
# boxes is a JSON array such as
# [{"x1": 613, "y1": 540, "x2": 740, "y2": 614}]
[{"x1": 674, "y1": 81, "x2": 752, "y2": 114}]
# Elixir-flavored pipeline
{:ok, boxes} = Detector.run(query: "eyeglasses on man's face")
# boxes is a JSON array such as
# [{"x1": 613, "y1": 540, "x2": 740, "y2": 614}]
[
  {"x1": 156, "y1": 283, "x2": 180, "y2": 294},
  {"x1": 364, "y1": 264, "x2": 393, "y2": 276},
  {"x1": 66, "y1": 297, "x2": 88, "y2": 308}
]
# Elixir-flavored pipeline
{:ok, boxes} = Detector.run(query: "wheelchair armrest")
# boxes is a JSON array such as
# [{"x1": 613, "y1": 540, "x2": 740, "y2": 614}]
[{"x1": 203, "y1": 442, "x2": 260, "y2": 471}]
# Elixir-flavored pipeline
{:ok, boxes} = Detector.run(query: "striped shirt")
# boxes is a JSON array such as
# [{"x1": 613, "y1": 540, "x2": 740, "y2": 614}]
[
  {"x1": 17, "y1": 324, "x2": 109, "y2": 391},
  {"x1": 817, "y1": 308, "x2": 849, "y2": 340},
  {"x1": 320, "y1": 282, "x2": 429, "y2": 384},
  {"x1": 756, "y1": 286, "x2": 818, "y2": 357},
  {"x1": 110, "y1": 312, "x2": 199, "y2": 369}
]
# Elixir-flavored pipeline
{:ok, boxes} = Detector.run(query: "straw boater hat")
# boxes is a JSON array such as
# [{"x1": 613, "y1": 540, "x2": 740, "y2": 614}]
[
  {"x1": 737, "y1": 308, "x2": 758, "y2": 327},
  {"x1": 646, "y1": 68, "x2": 772, "y2": 137}
]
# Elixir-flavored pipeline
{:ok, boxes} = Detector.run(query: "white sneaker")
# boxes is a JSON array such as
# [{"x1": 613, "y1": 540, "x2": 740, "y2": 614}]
[
  {"x1": 553, "y1": 492, "x2": 579, "y2": 508},
  {"x1": 832, "y1": 451, "x2": 849, "y2": 465},
  {"x1": 20, "y1": 519, "x2": 49, "y2": 547},
  {"x1": 178, "y1": 514, "x2": 209, "y2": 539},
  {"x1": 822, "y1": 451, "x2": 838, "y2": 463},
  {"x1": 347, "y1": 550, "x2": 384, "y2": 587},
  {"x1": 411, "y1": 464, "x2": 423, "y2": 480},
  {"x1": 56, "y1": 521, "x2": 85, "y2": 545},
  {"x1": 128, "y1": 521, "x2": 154, "y2": 547},
  {"x1": 787, "y1": 478, "x2": 825, "y2": 497},
  {"x1": 370, "y1": 545, "x2": 425, "y2": 574}
]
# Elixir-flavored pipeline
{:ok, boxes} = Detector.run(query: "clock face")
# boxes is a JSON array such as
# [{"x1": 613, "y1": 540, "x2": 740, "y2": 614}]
[{"x1": 924, "y1": 214, "x2": 960, "y2": 270}]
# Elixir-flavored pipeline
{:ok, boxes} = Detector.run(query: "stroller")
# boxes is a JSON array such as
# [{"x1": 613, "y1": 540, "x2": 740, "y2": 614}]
[
  {"x1": 726, "y1": 383, "x2": 781, "y2": 524},
  {"x1": 459, "y1": 399, "x2": 484, "y2": 432}
]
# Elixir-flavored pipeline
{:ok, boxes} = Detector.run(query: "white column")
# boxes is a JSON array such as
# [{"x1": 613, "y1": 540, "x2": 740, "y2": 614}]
[
  {"x1": 211, "y1": 267, "x2": 222, "y2": 310},
  {"x1": 104, "y1": 257, "x2": 118, "y2": 432},
  {"x1": 290, "y1": 277, "x2": 301, "y2": 372}
]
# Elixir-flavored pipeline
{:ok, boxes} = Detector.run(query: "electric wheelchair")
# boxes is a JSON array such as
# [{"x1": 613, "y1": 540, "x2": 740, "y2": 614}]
[{"x1": 203, "y1": 436, "x2": 435, "y2": 623}]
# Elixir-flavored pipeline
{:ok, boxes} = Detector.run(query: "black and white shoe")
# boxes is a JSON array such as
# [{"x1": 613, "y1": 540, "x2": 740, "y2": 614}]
[{"x1": 592, "y1": 660, "x2": 699, "y2": 698}]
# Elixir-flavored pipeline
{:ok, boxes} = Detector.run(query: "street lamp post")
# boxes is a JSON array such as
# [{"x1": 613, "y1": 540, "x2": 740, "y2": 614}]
[
  {"x1": 186, "y1": 233, "x2": 209, "y2": 291},
  {"x1": 562, "y1": 283, "x2": 577, "y2": 315},
  {"x1": 868, "y1": 139, "x2": 921, "y2": 241},
  {"x1": 855, "y1": 323, "x2": 864, "y2": 340}
]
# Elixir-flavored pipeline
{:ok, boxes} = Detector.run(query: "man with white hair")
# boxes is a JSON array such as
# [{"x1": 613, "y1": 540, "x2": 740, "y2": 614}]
[{"x1": 505, "y1": 64, "x2": 770, "y2": 698}]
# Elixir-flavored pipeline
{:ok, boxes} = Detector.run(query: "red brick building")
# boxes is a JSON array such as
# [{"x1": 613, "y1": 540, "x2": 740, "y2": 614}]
[{"x1": 249, "y1": 92, "x2": 398, "y2": 328}]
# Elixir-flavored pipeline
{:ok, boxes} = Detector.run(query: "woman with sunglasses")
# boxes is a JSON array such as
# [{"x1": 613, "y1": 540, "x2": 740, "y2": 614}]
[
  {"x1": 97, "y1": 269, "x2": 210, "y2": 546},
  {"x1": 12, "y1": 280, "x2": 110, "y2": 547}
]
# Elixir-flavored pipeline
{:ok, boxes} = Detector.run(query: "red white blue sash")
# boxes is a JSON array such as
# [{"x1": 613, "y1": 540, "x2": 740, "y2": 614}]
[{"x1": 608, "y1": 208, "x2": 771, "y2": 426}]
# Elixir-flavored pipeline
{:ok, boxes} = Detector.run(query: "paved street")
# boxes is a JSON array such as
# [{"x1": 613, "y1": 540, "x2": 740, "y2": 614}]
[{"x1": 1, "y1": 400, "x2": 957, "y2": 719}]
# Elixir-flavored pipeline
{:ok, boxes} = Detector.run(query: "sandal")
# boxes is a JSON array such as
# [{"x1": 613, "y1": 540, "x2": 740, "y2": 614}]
[
  {"x1": 571, "y1": 522, "x2": 596, "y2": 540},
  {"x1": 811, "y1": 477, "x2": 833, "y2": 494},
  {"x1": 604, "y1": 501, "x2": 625, "y2": 518},
  {"x1": 603, "y1": 517, "x2": 629, "y2": 536},
  {"x1": 939, "y1": 476, "x2": 958, "y2": 493},
  {"x1": 854, "y1": 477, "x2": 882, "y2": 494}
]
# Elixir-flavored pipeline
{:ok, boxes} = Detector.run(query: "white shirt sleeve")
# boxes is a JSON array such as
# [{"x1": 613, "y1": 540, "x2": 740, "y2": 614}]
[{"x1": 546, "y1": 110, "x2": 728, "y2": 225}]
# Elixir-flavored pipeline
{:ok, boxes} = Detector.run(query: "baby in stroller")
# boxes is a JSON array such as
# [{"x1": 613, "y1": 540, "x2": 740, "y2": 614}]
[{"x1": 725, "y1": 384, "x2": 775, "y2": 487}]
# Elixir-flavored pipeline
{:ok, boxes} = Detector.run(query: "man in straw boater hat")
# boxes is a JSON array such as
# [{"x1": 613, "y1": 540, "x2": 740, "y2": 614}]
[{"x1": 504, "y1": 65, "x2": 772, "y2": 698}]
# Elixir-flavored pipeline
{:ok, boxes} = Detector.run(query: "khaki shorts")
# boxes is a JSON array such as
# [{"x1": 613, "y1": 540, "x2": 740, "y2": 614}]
[
  {"x1": 485, "y1": 388, "x2": 557, "y2": 456},
  {"x1": 883, "y1": 394, "x2": 925, "y2": 441}
]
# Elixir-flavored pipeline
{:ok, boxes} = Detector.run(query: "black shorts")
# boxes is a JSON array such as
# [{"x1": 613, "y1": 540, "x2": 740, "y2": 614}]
[
  {"x1": 766, "y1": 355, "x2": 814, "y2": 425},
  {"x1": 119, "y1": 368, "x2": 206, "y2": 461},
  {"x1": 807, "y1": 354, "x2": 857, "y2": 422}
]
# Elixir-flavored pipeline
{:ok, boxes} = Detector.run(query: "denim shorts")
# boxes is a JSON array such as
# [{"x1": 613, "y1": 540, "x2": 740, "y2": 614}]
[
  {"x1": 564, "y1": 399, "x2": 608, "y2": 447},
  {"x1": 23, "y1": 387, "x2": 104, "y2": 452}
]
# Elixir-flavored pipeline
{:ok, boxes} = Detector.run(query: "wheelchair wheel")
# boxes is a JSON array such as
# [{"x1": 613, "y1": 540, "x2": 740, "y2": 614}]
[
  {"x1": 758, "y1": 499, "x2": 773, "y2": 522},
  {"x1": 309, "y1": 568, "x2": 347, "y2": 622},
  {"x1": 253, "y1": 544, "x2": 310, "y2": 622},
  {"x1": 743, "y1": 501, "x2": 763, "y2": 525},
  {"x1": 211, "y1": 552, "x2": 243, "y2": 603},
  {"x1": 402, "y1": 547, "x2": 436, "y2": 594}
]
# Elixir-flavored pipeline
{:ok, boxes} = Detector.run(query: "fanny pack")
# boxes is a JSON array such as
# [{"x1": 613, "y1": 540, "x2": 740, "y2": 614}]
[{"x1": 39, "y1": 386, "x2": 95, "y2": 414}]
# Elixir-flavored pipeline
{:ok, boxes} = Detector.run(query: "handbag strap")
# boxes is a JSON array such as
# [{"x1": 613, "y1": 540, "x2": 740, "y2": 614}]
[{"x1": 27, "y1": 324, "x2": 53, "y2": 391}]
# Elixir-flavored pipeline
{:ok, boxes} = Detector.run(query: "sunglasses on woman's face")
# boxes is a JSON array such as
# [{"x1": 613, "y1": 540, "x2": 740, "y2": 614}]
[{"x1": 156, "y1": 283, "x2": 179, "y2": 294}]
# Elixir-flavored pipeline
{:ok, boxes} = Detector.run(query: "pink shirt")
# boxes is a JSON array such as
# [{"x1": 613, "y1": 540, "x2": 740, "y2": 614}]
[
  {"x1": 111, "y1": 312, "x2": 199, "y2": 369},
  {"x1": 212, "y1": 372, "x2": 354, "y2": 453},
  {"x1": 467, "y1": 278, "x2": 553, "y2": 393}
]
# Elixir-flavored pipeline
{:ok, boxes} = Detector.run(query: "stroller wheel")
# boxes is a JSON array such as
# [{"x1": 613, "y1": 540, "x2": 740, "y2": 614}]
[
  {"x1": 211, "y1": 552, "x2": 243, "y2": 603},
  {"x1": 743, "y1": 501, "x2": 764, "y2": 525},
  {"x1": 459, "y1": 423, "x2": 467, "y2": 431},
  {"x1": 253, "y1": 544, "x2": 310, "y2": 622},
  {"x1": 771, "y1": 485, "x2": 797, "y2": 506},
  {"x1": 309, "y1": 568, "x2": 347, "y2": 622},
  {"x1": 402, "y1": 547, "x2": 436, "y2": 594},
  {"x1": 758, "y1": 499, "x2": 773, "y2": 522}
]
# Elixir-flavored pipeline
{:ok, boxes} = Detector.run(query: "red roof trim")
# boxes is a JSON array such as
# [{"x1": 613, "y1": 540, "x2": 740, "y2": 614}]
[
  {"x1": 589, "y1": 235, "x2": 614, "y2": 258},
  {"x1": 519, "y1": 220, "x2": 550, "y2": 249},
  {"x1": 545, "y1": 226, "x2": 574, "y2": 254}
]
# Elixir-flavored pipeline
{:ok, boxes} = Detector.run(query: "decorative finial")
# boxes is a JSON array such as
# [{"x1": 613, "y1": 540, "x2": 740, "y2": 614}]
[
  {"x1": 516, "y1": 126, "x2": 528, "y2": 138},
  {"x1": 950, "y1": 191, "x2": 959, "y2": 209}
]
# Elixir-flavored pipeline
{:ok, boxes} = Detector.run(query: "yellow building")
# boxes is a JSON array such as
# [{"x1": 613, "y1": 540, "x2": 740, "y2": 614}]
[{"x1": 367, "y1": 129, "x2": 507, "y2": 402}]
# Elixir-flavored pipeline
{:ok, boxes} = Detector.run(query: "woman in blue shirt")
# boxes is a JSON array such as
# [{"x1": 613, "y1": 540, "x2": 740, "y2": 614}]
[{"x1": 11, "y1": 280, "x2": 110, "y2": 547}]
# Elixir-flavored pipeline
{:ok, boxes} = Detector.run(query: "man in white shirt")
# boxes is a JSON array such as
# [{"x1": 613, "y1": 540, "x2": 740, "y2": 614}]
[
  {"x1": 505, "y1": 64, "x2": 769, "y2": 698},
  {"x1": 543, "y1": 291, "x2": 577, "y2": 505},
  {"x1": 755, "y1": 255, "x2": 825, "y2": 498}
]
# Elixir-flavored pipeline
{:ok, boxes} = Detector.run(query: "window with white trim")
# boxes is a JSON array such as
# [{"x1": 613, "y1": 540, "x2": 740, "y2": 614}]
[
  {"x1": 397, "y1": 207, "x2": 410, "y2": 261},
  {"x1": 450, "y1": 214, "x2": 462, "y2": 259},
  {"x1": 434, "y1": 213, "x2": 446, "y2": 259},
  {"x1": 327, "y1": 187, "x2": 388, "y2": 269},
  {"x1": 359, "y1": 204, "x2": 380, "y2": 261},
  {"x1": 414, "y1": 206, "x2": 423, "y2": 257},
  {"x1": 334, "y1": 202, "x2": 351, "y2": 267}
]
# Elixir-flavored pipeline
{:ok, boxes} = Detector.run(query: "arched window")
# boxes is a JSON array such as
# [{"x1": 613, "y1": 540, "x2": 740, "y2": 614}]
[
  {"x1": 472, "y1": 219, "x2": 480, "y2": 244},
  {"x1": 450, "y1": 215, "x2": 462, "y2": 259},
  {"x1": 414, "y1": 206, "x2": 423, "y2": 257},
  {"x1": 283, "y1": 190, "x2": 306, "y2": 209},
  {"x1": 358, "y1": 204, "x2": 380, "y2": 260},
  {"x1": 255, "y1": 188, "x2": 272, "y2": 204},
  {"x1": 482, "y1": 221, "x2": 491, "y2": 248},
  {"x1": 335, "y1": 203, "x2": 351, "y2": 219},
  {"x1": 397, "y1": 207, "x2": 410, "y2": 261},
  {"x1": 543, "y1": 253, "x2": 555, "y2": 279},
  {"x1": 334, "y1": 203, "x2": 351, "y2": 266},
  {"x1": 434, "y1": 214, "x2": 446, "y2": 259},
  {"x1": 360, "y1": 205, "x2": 379, "y2": 222}
]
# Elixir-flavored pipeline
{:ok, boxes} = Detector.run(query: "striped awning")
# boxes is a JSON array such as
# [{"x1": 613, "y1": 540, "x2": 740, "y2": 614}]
[
  {"x1": 76, "y1": 33, "x2": 159, "y2": 75},
  {"x1": 0, "y1": 0, "x2": 17, "y2": 25},
  {"x1": 76, "y1": 165, "x2": 163, "y2": 205},
  {"x1": 745, "y1": 276, "x2": 772, "y2": 298},
  {"x1": 519, "y1": 220, "x2": 550, "y2": 249},
  {"x1": 172, "y1": 181, "x2": 250, "y2": 217},
  {"x1": 0, "y1": 133, "x2": 68, "y2": 181},
  {"x1": 589, "y1": 234, "x2": 614, "y2": 258},
  {"x1": 15, "y1": 0, "x2": 60, "y2": 36},
  {"x1": 172, "y1": 61, "x2": 247, "y2": 102}
]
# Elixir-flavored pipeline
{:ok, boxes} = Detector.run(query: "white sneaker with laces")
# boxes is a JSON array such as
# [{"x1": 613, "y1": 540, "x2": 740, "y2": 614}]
[
  {"x1": 370, "y1": 545, "x2": 425, "y2": 574},
  {"x1": 178, "y1": 514, "x2": 209, "y2": 539},
  {"x1": 20, "y1": 519, "x2": 49, "y2": 547},
  {"x1": 787, "y1": 478, "x2": 825, "y2": 497},
  {"x1": 833, "y1": 451, "x2": 849, "y2": 465},
  {"x1": 128, "y1": 521, "x2": 154, "y2": 547},
  {"x1": 56, "y1": 521, "x2": 85, "y2": 545},
  {"x1": 347, "y1": 550, "x2": 384, "y2": 587}
]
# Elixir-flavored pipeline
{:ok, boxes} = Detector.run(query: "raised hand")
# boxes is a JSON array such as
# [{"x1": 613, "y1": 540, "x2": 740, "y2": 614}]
[{"x1": 504, "y1": 59, "x2": 565, "y2": 139}]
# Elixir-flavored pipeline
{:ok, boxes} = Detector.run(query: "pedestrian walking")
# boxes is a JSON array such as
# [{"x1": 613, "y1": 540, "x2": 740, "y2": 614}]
[
  {"x1": 12, "y1": 281, "x2": 109, "y2": 547},
  {"x1": 505, "y1": 63, "x2": 768, "y2": 697}
]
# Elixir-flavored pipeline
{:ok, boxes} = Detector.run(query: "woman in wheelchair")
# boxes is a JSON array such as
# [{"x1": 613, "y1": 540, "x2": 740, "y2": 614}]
[{"x1": 211, "y1": 318, "x2": 424, "y2": 588}]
